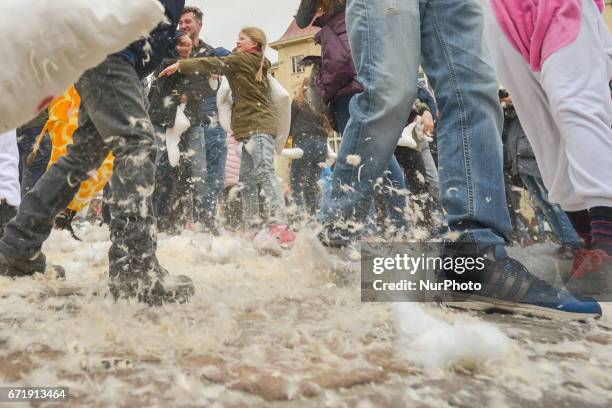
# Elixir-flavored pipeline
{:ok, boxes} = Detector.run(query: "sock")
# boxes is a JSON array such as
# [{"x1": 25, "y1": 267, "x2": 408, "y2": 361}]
[
  {"x1": 589, "y1": 206, "x2": 612, "y2": 255},
  {"x1": 566, "y1": 210, "x2": 591, "y2": 247}
]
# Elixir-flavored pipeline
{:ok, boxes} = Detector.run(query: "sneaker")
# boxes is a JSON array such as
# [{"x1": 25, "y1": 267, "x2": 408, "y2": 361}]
[
  {"x1": 306, "y1": 232, "x2": 361, "y2": 284},
  {"x1": 269, "y1": 224, "x2": 296, "y2": 248},
  {"x1": 108, "y1": 260, "x2": 194, "y2": 306},
  {"x1": 439, "y1": 248, "x2": 602, "y2": 320},
  {"x1": 0, "y1": 249, "x2": 65, "y2": 280},
  {"x1": 566, "y1": 248, "x2": 612, "y2": 298}
]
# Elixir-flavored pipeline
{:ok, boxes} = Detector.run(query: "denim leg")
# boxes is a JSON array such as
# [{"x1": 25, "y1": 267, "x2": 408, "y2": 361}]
[
  {"x1": 239, "y1": 144, "x2": 260, "y2": 228},
  {"x1": 292, "y1": 137, "x2": 327, "y2": 215},
  {"x1": 419, "y1": 0, "x2": 510, "y2": 248},
  {"x1": 17, "y1": 128, "x2": 51, "y2": 195},
  {"x1": 203, "y1": 125, "x2": 227, "y2": 226},
  {"x1": 1, "y1": 99, "x2": 109, "y2": 260},
  {"x1": 522, "y1": 175, "x2": 581, "y2": 248},
  {"x1": 153, "y1": 126, "x2": 175, "y2": 224},
  {"x1": 319, "y1": 0, "x2": 421, "y2": 243},
  {"x1": 182, "y1": 125, "x2": 207, "y2": 221},
  {"x1": 245, "y1": 134, "x2": 287, "y2": 224},
  {"x1": 383, "y1": 155, "x2": 408, "y2": 230}
]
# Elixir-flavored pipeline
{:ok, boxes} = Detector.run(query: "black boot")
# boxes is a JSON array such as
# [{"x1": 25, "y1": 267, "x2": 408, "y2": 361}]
[{"x1": 107, "y1": 214, "x2": 194, "y2": 306}]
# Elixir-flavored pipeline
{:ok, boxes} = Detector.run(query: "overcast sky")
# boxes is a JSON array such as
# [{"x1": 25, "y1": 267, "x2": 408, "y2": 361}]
[{"x1": 188, "y1": 1, "x2": 302, "y2": 61}]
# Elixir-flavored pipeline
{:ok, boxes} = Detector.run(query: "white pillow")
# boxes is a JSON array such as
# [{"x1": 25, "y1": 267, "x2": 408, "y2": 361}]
[{"x1": 0, "y1": 0, "x2": 165, "y2": 132}]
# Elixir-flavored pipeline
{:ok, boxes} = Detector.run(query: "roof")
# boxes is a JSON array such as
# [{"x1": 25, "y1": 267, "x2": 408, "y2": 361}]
[{"x1": 270, "y1": 18, "x2": 319, "y2": 48}]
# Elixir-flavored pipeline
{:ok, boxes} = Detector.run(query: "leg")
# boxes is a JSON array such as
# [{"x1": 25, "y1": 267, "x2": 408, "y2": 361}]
[
  {"x1": 420, "y1": 0, "x2": 510, "y2": 248},
  {"x1": 182, "y1": 125, "x2": 207, "y2": 222},
  {"x1": 0, "y1": 104, "x2": 109, "y2": 261},
  {"x1": 247, "y1": 134, "x2": 288, "y2": 224},
  {"x1": 0, "y1": 130, "x2": 20, "y2": 238},
  {"x1": 240, "y1": 144, "x2": 261, "y2": 228},
  {"x1": 319, "y1": 0, "x2": 421, "y2": 244},
  {"x1": 203, "y1": 125, "x2": 227, "y2": 229},
  {"x1": 152, "y1": 126, "x2": 176, "y2": 230},
  {"x1": 539, "y1": 0, "x2": 612, "y2": 210},
  {"x1": 75, "y1": 56, "x2": 160, "y2": 295}
]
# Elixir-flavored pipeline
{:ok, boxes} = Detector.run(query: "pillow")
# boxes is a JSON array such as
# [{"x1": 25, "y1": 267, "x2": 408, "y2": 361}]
[{"x1": 0, "y1": 0, "x2": 164, "y2": 132}]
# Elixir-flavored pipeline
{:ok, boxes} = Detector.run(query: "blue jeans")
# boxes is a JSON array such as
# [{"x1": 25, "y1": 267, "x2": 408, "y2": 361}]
[
  {"x1": 202, "y1": 124, "x2": 227, "y2": 228},
  {"x1": 153, "y1": 125, "x2": 206, "y2": 225},
  {"x1": 327, "y1": 94, "x2": 408, "y2": 232},
  {"x1": 321, "y1": 0, "x2": 510, "y2": 248},
  {"x1": 240, "y1": 134, "x2": 287, "y2": 227},
  {"x1": 521, "y1": 175, "x2": 581, "y2": 249},
  {"x1": 291, "y1": 137, "x2": 327, "y2": 215},
  {"x1": 17, "y1": 128, "x2": 51, "y2": 195}
]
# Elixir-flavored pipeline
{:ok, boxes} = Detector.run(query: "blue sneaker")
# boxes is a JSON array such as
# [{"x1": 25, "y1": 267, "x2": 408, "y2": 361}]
[{"x1": 439, "y1": 248, "x2": 602, "y2": 320}]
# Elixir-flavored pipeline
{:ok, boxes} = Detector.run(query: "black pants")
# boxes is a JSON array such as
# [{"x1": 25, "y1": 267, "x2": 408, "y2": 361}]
[{"x1": 0, "y1": 55, "x2": 159, "y2": 283}]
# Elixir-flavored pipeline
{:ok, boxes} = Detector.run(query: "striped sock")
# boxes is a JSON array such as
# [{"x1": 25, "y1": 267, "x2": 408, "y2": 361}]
[
  {"x1": 589, "y1": 206, "x2": 612, "y2": 255},
  {"x1": 566, "y1": 210, "x2": 591, "y2": 247}
]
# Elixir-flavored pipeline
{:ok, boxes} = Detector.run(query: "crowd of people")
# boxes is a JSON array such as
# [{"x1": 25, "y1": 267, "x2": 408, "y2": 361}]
[{"x1": 0, "y1": 0, "x2": 611, "y2": 318}]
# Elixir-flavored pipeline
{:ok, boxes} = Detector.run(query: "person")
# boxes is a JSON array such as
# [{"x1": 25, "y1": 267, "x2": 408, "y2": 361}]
[
  {"x1": 222, "y1": 132, "x2": 243, "y2": 230},
  {"x1": 0, "y1": 0, "x2": 195, "y2": 306},
  {"x1": 149, "y1": 6, "x2": 229, "y2": 233},
  {"x1": 0, "y1": 130, "x2": 20, "y2": 238},
  {"x1": 308, "y1": 0, "x2": 601, "y2": 317},
  {"x1": 289, "y1": 78, "x2": 329, "y2": 217},
  {"x1": 296, "y1": 0, "x2": 410, "y2": 235},
  {"x1": 16, "y1": 111, "x2": 51, "y2": 195},
  {"x1": 160, "y1": 27, "x2": 295, "y2": 244},
  {"x1": 481, "y1": 0, "x2": 612, "y2": 296},
  {"x1": 502, "y1": 95, "x2": 582, "y2": 257}
]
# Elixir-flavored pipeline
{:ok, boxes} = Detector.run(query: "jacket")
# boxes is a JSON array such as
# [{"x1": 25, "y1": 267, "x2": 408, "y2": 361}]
[
  {"x1": 178, "y1": 51, "x2": 277, "y2": 140},
  {"x1": 290, "y1": 100, "x2": 328, "y2": 141},
  {"x1": 148, "y1": 40, "x2": 222, "y2": 127},
  {"x1": 224, "y1": 134, "x2": 241, "y2": 188}
]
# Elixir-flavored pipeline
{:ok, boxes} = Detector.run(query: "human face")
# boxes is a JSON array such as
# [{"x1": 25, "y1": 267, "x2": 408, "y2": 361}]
[
  {"x1": 235, "y1": 32, "x2": 258, "y2": 52},
  {"x1": 178, "y1": 12, "x2": 202, "y2": 42}
]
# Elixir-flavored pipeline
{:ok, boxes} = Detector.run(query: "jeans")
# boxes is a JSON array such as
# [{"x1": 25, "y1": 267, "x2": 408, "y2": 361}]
[
  {"x1": 320, "y1": 0, "x2": 510, "y2": 249},
  {"x1": 0, "y1": 55, "x2": 160, "y2": 285},
  {"x1": 290, "y1": 137, "x2": 327, "y2": 215},
  {"x1": 521, "y1": 175, "x2": 581, "y2": 249},
  {"x1": 153, "y1": 124, "x2": 206, "y2": 228},
  {"x1": 16, "y1": 128, "x2": 51, "y2": 195},
  {"x1": 326, "y1": 94, "x2": 408, "y2": 233},
  {"x1": 202, "y1": 124, "x2": 227, "y2": 228},
  {"x1": 240, "y1": 133, "x2": 287, "y2": 227}
]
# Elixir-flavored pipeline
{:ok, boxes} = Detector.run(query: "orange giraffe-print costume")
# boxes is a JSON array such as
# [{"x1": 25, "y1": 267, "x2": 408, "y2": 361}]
[{"x1": 43, "y1": 86, "x2": 114, "y2": 212}]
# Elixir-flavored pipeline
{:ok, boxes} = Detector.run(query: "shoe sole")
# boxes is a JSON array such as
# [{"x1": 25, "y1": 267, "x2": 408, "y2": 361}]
[{"x1": 443, "y1": 292, "x2": 601, "y2": 321}]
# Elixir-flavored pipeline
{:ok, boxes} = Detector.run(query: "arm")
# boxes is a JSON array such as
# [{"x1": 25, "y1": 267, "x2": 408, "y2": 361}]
[{"x1": 295, "y1": 0, "x2": 319, "y2": 28}]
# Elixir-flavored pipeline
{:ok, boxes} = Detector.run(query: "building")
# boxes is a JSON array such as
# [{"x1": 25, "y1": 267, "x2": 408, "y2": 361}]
[{"x1": 269, "y1": 19, "x2": 320, "y2": 98}]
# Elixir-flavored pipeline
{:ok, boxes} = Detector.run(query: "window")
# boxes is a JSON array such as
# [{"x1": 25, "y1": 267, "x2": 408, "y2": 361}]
[{"x1": 291, "y1": 55, "x2": 304, "y2": 74}]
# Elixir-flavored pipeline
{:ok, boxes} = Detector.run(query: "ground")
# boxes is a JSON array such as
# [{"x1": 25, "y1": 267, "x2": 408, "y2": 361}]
[{"x1": 0, "y1": 224, "x2": 611, "y2": 407}]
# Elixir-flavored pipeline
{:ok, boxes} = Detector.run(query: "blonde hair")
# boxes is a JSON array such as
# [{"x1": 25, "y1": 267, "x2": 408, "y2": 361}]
[
  {"x1": 240, "y1": 27, "x2": 268, "y2": 82},
  {"x1": 294, "y1": 77, "x2": 309, "y2": 106}
]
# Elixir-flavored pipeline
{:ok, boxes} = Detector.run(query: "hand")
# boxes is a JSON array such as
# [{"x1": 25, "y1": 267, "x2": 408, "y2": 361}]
[
  {"x1": 159, "y1": 62, "x2": 179, "y2": 77},
  {"x1": 421, "y1": 110, "x2": 435, "y2": 135},
  {"x1": 176, "y1": 34, "x2": 192, "y2": 59}
]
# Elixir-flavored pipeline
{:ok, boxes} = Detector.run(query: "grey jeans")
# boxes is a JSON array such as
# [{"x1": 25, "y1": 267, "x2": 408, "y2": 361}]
[
  {"x1": 0, "y1": 55, "x2": 159, "y2": 283},
  {"x1": 239, "y1": 133, "x2": 287, "y2": 227}
]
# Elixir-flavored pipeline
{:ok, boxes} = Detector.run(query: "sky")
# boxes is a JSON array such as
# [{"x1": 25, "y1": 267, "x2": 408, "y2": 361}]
[{"x1": 188, "y1": 0, "x2": 301, "y2": 61}]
